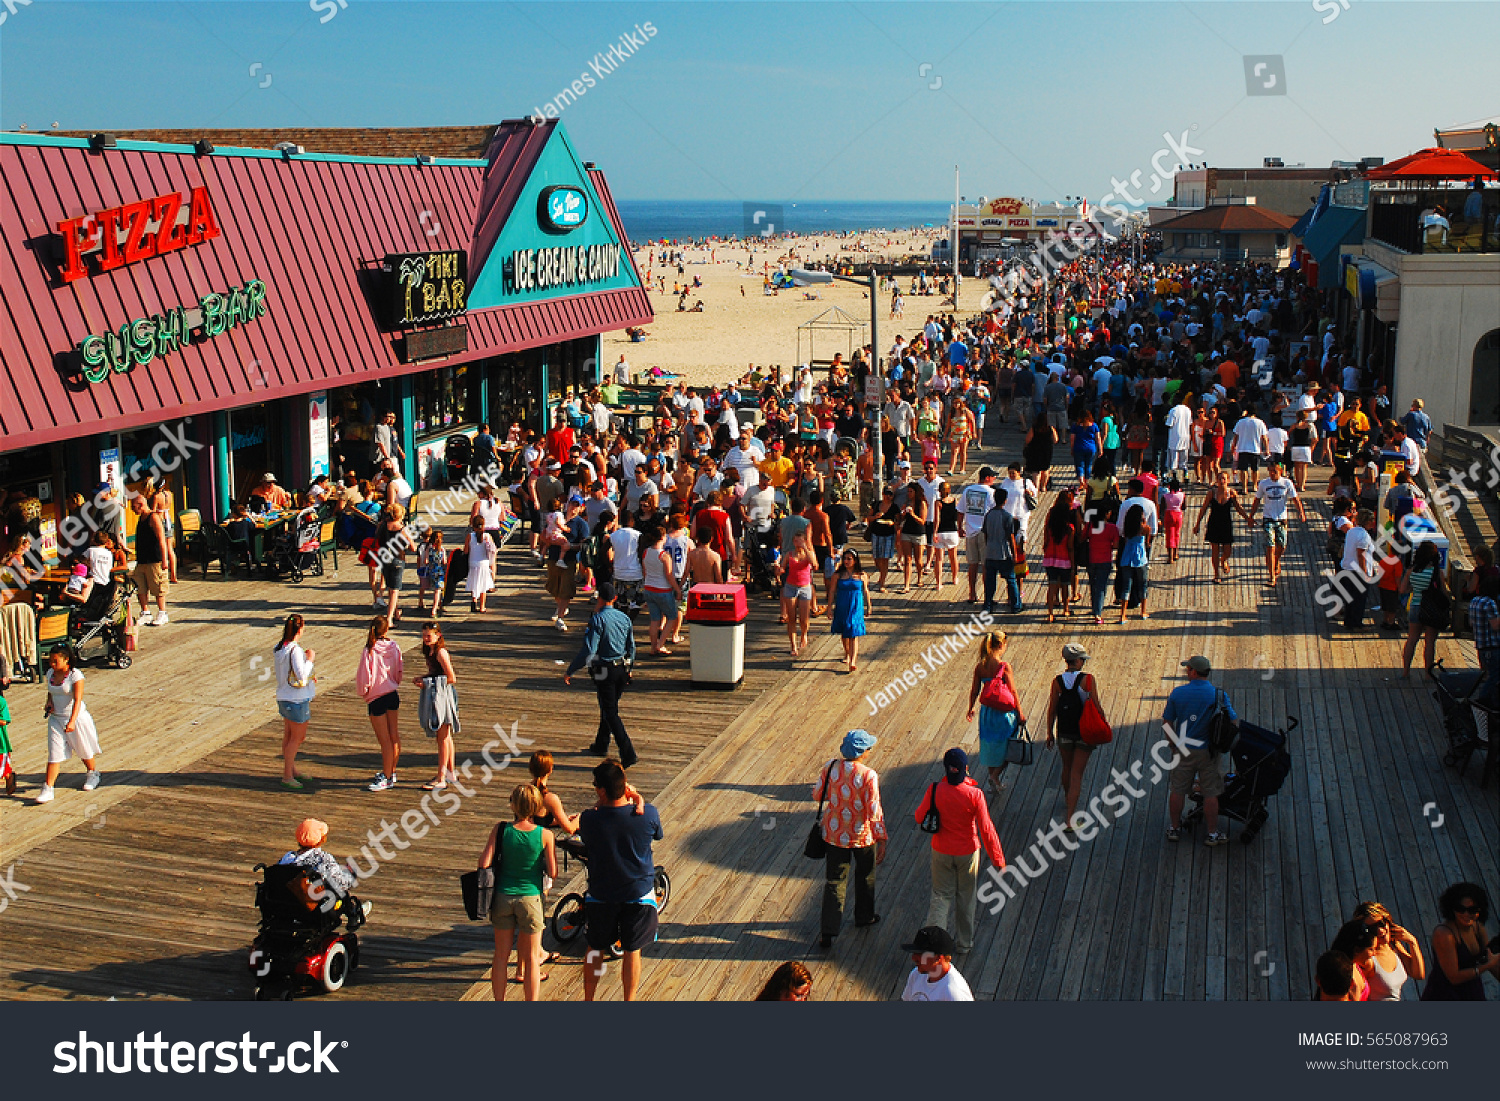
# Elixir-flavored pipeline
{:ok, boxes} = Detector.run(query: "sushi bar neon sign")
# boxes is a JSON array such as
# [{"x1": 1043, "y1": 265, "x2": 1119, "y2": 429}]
[
  {"x1": 76, "y1": 278, "x2": 269, "y2": 384},
  {"x1": 56, "y1": 187, "x2": 222, "y2": 283}
]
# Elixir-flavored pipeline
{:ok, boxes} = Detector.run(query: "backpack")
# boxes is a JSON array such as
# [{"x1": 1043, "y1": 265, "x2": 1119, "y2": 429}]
[{"x1": 1206, "y1": 690, "x2": 1239, "y2": 754}]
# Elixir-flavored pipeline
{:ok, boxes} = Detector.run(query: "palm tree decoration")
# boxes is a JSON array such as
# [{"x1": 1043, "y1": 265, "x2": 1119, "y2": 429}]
[{"x1": 398, "y1": 256, "x2": 427, "y2": 322}]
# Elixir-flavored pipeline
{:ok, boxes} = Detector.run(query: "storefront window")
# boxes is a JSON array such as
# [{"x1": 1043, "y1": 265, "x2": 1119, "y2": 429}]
[
  {"x1": 412, "y1": 364, "x2": 481, "y2": 439},
  {"x1": 330, "y1": 381, "x2": 395, "y2": 477},
  {"x1": 227, "y1": 403, "x2": 272, "y2": 503}
]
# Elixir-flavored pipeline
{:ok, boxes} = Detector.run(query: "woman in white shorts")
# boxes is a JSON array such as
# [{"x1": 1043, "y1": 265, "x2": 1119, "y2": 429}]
[{"x1": 37, "y1": 646, "x2": 102, "y2": 804}]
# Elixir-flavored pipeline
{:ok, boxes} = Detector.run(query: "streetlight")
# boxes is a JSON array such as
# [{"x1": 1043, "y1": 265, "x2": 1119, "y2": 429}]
[{"x1": 790, "y1": 267, "x2": 883, "y2": 487}]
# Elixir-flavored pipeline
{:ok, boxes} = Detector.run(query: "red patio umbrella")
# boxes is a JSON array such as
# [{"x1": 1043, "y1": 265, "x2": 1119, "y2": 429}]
[{"x1": 1366, "y1": 147, "x2": 1497, "y2": 181}]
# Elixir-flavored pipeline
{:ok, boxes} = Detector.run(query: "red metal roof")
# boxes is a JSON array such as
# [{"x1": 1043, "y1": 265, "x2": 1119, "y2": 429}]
[
  {"x1": 0, "y1": 131, "x2": 651, "y2": 451},
  {"x1": 54, "y1": 126, "x2": 502, "y2": 160}
]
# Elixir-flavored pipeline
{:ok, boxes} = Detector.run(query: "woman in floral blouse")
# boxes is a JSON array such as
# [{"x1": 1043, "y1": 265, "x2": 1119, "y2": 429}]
[{"x1": 813, "y1": 728, "x2": 887, "y2": 949}]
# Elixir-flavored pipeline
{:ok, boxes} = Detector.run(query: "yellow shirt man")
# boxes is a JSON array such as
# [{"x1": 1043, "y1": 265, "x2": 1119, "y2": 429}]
[{"x1": 757, "y1": 454, "x2": 795, "y2": 490}]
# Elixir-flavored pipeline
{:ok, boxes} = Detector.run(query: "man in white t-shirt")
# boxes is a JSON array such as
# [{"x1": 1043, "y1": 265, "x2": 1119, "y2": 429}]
[
  {"x1": 1164, "y1": 399, "x2": 1194, "y2": 479},
  {"x1": 1231, "y1": 412, "x2": 1269, "y2": 494},
  {"x1": 900, "y1": 926, "x2": 973, "y2": 1001},
  {"x1": 1391, "y1": 424, "x2": 1421, "y2": 476},
  {"x1": 915, "y1": 459, "x2": 944, "y2": 541},
  {"x1": 1119, "y1": 479, "x2": 1160, "y2": 537},
  {"x1": 724, "y1": 427, "x2": 762, "y2": 489},
  {"x1": 607, "y1": 512, "x2": 644, "y2": 612},
  {"x1": 1249, "y1": 460, "x2": 1306, "y2": 588},
  {"x1": 619, "y1": 440, "x2": 648, "y2": 482},
  {"x1": 613, "y1": 355, "x2": 629, "y2": 386},
  {"x1": 591, "y1": 396, "x2": 612, "y2": 438},
  {"x1": 999, "y1": 463, "x2": 1036, "y2": 539},
  {"x1": 717, "y1": 401, "x2": 739, "y2": 440},
  {"x1": 1338, "y1": 508, "x2": 1378, "y2": 630},
  {"x1": 960, "y1": 467, "x2": 997, "y2": 603}
]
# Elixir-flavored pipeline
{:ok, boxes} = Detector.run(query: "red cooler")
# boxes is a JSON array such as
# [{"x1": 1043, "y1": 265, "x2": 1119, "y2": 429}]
[{"x1": 685, "y1": 584, "x2": 748, "y2": 686}]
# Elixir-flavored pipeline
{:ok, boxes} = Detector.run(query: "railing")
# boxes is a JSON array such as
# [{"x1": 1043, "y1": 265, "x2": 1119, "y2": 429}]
[{"x1": 1369, "y1": 192, "x2": 1500, "y2": 254}]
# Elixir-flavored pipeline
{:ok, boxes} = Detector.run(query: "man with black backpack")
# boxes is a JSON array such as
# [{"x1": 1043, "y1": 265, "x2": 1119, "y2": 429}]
[{"x1": 1163, "y1": 655, "x2": 1238, "y2": 847}]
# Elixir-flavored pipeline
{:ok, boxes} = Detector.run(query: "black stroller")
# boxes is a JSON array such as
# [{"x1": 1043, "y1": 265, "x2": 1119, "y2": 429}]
[
  {"x1": 263, "y1": 511, "x2": 323, "y2": 583},
  {"x1": 742, "y1": 518, "x2": 782, "y2": 598},
  {"x1": 67, "y1": 575, "x2": 136, "y2": 670},
  {"x1": 1428, "y1": 660, "x2": 1490, "y2": 773},
  {"x1": 1181, "y1": 716, "x2": 1296, "y2": 843},
  {"x1": 248, "y1": 861, "x2": 365, "y2": 1000}
]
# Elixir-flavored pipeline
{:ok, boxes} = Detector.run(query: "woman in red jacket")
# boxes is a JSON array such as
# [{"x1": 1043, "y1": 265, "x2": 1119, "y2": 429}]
[{"x1": 913, "y1": 748, "x2": 1006, "y2": 954}]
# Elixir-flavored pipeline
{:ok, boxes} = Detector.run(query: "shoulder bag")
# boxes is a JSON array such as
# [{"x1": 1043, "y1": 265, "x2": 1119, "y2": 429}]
[
  {"x1": 979, "y1": 663, "x2": 1019, "y2": 711},
  {"x1": 1078, "y1": 676, "x2": 1113, "y2": 745},
  {"x1": 1004, "y1": 720, "x2": 1035, "y2": 767},
  {"x1": 460, "y1": 822, "x2": 507, "y2": 921},
  {"x1": 918, "y1": 782, "x2": 941, "y2": 834},
  {"x1": 804, "y1": 761, "x2": 836, "y2": 859}
]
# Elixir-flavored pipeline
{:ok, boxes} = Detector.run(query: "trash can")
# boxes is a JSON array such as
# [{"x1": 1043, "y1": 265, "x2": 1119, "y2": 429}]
[{"x1": 686, "y1": 584, "x2": 748, "y2": 687}]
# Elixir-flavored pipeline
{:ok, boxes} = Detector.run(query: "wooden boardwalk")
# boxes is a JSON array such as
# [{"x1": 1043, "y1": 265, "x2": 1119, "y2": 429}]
[{"x1": 2, "y1": 415, "x2": 1497, "y2": 1002}]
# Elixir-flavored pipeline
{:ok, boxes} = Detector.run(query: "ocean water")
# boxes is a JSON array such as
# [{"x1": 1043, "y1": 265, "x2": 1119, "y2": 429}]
[{"x1": 614, "y1": 199, "x2": 950, "y2": 243}]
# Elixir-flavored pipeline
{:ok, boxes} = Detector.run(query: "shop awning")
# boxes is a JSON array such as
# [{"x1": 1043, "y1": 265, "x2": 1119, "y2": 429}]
[
  {"x1": 1300, "y1": 206, "x2": 1367, "y2": 288},
  {"x1": 0, "y1": 122, "x2": 651, "y2": 452}
]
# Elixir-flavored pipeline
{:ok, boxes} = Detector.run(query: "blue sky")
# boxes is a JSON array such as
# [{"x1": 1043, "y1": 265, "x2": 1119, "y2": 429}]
[{"x1": 2, "y1": 1, "x2": 1494, "y2": 203}]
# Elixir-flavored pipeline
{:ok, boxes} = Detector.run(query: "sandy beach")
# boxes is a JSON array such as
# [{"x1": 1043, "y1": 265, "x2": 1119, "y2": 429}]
[{"x1": 604, "y1": 227, "x2": 951, "y2": 389}]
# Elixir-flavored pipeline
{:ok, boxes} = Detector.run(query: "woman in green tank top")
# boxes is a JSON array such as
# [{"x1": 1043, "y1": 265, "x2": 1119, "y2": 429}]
[{"x1": 478, "y1": 784, "x2": 556, "y2": 1002}]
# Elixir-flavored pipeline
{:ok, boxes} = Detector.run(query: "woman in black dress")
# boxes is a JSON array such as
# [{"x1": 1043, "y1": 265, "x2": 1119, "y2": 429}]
[
  {"x1": 1023, "y1": 410, "x2": 1057, "y2": 492},
  {"x1": 1193, "y1": 469, "x2": 1251, "y2": 583}
]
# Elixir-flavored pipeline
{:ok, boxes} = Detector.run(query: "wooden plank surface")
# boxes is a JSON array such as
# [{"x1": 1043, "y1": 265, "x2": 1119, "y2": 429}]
[{"x1": 3, "y1": 414, "x2": 1498, "y2": 1002}]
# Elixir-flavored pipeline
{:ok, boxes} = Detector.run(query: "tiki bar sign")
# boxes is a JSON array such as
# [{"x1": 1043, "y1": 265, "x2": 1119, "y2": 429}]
[
  {"x1": 56, "y1": 187, "x2": 222, "y2": 283},
  {"x1": 76, "y1": 278, "x2": 268, "y2": 384}
]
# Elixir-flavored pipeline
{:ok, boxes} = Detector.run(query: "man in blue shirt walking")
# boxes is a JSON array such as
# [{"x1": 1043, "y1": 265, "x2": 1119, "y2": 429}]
[
  {"x1": 565, "y1": 582, "x2": 639, "y2": 768},
  {"x1": 577, "y1": 759, "x2": 663, "y2": 1001},
  {"x1": 1163, "y1": 655, "x2": 1238, "y2": 846}
]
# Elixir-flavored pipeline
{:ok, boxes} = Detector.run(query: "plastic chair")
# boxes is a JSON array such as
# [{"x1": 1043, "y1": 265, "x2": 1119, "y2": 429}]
[{"x1": 317, "y1": 520, "x2": 338, "y2": 573}]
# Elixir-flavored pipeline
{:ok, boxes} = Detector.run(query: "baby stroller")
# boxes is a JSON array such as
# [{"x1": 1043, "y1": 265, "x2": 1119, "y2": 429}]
[
  {"x1": 63, "y1": 575, "x2": 136, "y2": 670},
  {"x1": 248, "y1": 861, "x2": 365, "y2": 1000},
  {"x1": 1428, "y1": 660, "x2": 1490, "y2": 773},
  {"x1": 1181, "y1": 716, "x2": 1296, "y2": 843},
  {"x1": 263, "y1": 512, "x2": 323, "y2": 583},
  {"x1": 742, "y1": 517, "x2": 782, "y2": 597}
]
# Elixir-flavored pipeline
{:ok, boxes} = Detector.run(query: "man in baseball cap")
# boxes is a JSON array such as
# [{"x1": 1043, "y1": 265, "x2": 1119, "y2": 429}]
[{"x1": 899, "y1": 925, "x2": 973, "y2": 1000}]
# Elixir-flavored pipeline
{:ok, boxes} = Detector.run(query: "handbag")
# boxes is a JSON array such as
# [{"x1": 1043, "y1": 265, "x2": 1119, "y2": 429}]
[
  {"x1": 804, "y1": 761, "x2": 835, "y2": 859},
  {"x1": 979, "y1": 664, "x2": 1018, "y2": 711},
  {"x1": 460, "y1": 823, "x2": 506, "y2": 920},
  {"x1": 1416, "y1": 571, "x2": 1452, "y2": 630},
  {"x1": 1004, "y1": 720, "x2": 1035, "y2": 766},
  {"x1": 918, "y1": 782, "x2": 941, "y2": 834},
  {"x1": 1078, "y1": 679, "x2": 1113, "y2": 745},
  {"x1": 1013, "y1": 543, "x2": 1029, "y2": 580}
]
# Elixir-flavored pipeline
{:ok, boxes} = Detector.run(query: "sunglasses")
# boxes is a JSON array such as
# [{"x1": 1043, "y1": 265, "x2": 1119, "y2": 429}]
[{"x1": 1454, "y1": 904, "x2": 1481, "y2": 914}]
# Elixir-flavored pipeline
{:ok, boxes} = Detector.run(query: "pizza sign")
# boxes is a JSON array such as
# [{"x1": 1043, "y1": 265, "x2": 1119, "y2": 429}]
[{"x1": 56, "y1": 187, "x2": 221, "y2": 283}]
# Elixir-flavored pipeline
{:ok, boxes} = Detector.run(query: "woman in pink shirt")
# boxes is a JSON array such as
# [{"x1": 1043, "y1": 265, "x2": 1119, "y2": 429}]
[
  {"x1": 813, "y1": 729, "x2": 887, "y2": 949},
  {"x1": 913, "y1": 748, "x2": 1006, "y2": 953},
  {"x1": 356, "y1": 617, "x2": 404, "y2": 792}
]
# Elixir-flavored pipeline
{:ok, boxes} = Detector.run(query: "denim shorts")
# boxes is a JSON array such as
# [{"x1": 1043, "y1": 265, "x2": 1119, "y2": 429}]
[
  {"x1": 644, "y1": 587, "x2": 676, "y2": 622},
  {"x1": 277, "y1": 699, "x2": 311, "y2": 724},
  {"x1": 782, "y1": 584, "x2": 814, "y2": 602}
]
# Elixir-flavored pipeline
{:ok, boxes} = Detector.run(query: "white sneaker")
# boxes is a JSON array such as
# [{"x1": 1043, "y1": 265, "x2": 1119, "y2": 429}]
[
  {"x1": 154, "y1": 611, "x2": 169, "y2": 626},
  {"x1": 555, "y1": 617, "x2": 567, "y2": 632},
  {"x1": 138, "y1": 611, "x2": 155, "y2": 626},
  {"x1": 367, "y1": 772, "x2": 392, "y2": 792},
  {"x1": 35, "y1": 784, "x2": 55, "y2": 804},
  {"x1": 82, "y1": 770, "x2": 101, "y2": 792}
]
